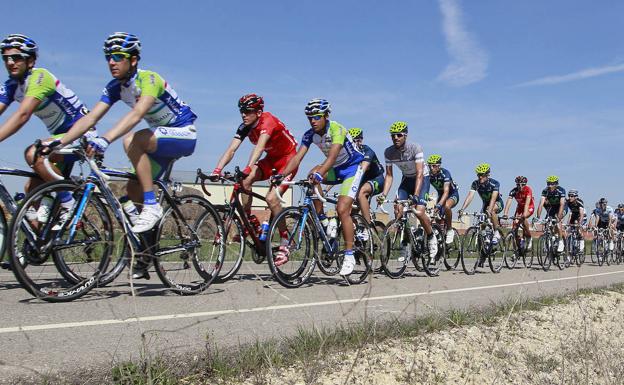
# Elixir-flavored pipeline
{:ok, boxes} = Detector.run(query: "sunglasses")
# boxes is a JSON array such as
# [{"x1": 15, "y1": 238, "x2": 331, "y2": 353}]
[
  {"x1": 477, "y1": 172, "x2": 488, "y2": 177},
  {"x1": 2, "y1": 53, "x2": 29, "y2": 63},
  {"x1": 104, "y1": 52, "x2": 131, "y2": 62},
  {"x1": 307, "y1": 114, "x2": 324, "y2": 121},
  {"x1": 568, "y1": 195, "x2": 577, "y2": 198},
  {"x1": 547, "y1": 182, "x2": 557, "y2": 186},
  {"x1": 391, "y1": 133, "x2": 405, "y2": 138}
]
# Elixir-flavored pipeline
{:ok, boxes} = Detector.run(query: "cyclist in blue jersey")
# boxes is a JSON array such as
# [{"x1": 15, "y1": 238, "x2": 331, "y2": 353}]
[
  {"x1": 59, "y1": 33, "x2": 197, "y2": 248},
  {"x1": 458, "y1": 163, "x2": 504, "y2": 244},
  {"x1": 616, "y1": 204, "x2": 624, "y2": 232},
  {"x1": 536, "y1": 175, "x2": 566, "y2": 252},
  {"x1": 0, "y1": 34, "x2": 94, "y2": 211},
  {"x1": 589, "y1": 197, "x2": 616, "y2": 251},
  {"x1": 275, "y1": 99, "x2": 364, "y2": 276},
  {"x1": 347, "y1": 128, "x2": 384, "y2": 225},
  {"x1": 426, "y1": 154, "x2": 459, "y2": 244}
]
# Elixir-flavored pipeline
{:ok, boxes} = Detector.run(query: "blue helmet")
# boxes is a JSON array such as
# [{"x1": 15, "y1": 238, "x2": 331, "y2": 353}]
[
  {"x1": 304, "y1": 98, "x2": 331, "y2": 116},
  {"x1": 0, "y1": 34, "x2": 38, "y2": 57},
  {"x1": 103, "y1": 32, "x2": 141, "y2": 55}
]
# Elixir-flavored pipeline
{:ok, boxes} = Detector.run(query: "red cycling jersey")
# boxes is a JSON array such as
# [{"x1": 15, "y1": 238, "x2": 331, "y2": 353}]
[
  {"x1": 509, "y1": 185, "x2": 535, "y2": 212},
  {"x1": 234, "y1": 112, "x2": 297, "y2": 159}
]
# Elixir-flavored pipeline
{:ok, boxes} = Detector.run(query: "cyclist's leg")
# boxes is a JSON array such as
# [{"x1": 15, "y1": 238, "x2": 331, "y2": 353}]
[
  {"x1": 413, "y1": 176, "x2": 432, "y2": 235},
  {"x1": 396, "y1": 177, "x2": 414, "y2": 219},
  {"x1": 241, "y1": 163, "x2": 264, "y2": 214},
  {"x1": 357, "y1": 182, "x2": 373, "y2": 224},
  {"x1": 444, "y1": 192, "x2": 459, "y2": 232}
]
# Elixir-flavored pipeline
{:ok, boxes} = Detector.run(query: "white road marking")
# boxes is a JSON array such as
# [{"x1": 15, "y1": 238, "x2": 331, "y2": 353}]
[{"x1": 1, "y1": 269, "x2": 623, "y2": 334}]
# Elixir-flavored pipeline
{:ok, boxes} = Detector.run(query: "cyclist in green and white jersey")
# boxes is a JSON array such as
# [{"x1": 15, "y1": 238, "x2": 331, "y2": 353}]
[
  {"x1": 0, "y1": 34, "x2": 94, "y2": 203},
  {"x1": 276, "y1": 99, "x2": 364, "y2": 276},
  {"x1": 59, "y1": 32, "x2": 197, "y2": 253}
]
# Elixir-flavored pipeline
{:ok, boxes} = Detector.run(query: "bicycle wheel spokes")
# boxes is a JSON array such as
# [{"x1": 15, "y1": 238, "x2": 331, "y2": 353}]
[
  {"x1": 503, "y1": 232, "x2": 518, "y2": 270},
  {"x1": 488, "y1": 234, "x2": 505, "y2": 273},
  {"x1": 461, "y1": 227, "x2": 480, "y2": 275},
  {"x1": 266, "y1": 207, "x2": 316, "y2": 288},
  {"x1": 443, "y1": 228, "x2": 461, "y2": 270},
  {"x1": 214, "y1": 208, "x2": 245, "y2": 283},
  {"x1": 381, "y1": 220, "x2": 410, "y2": 278},
  {"x1": 153, "y1": 195, "x2": 223, "y2": 294},
  {"x1": 538, "y1": 235, "x2": 551, "y2": 271},
  {"x1": 9, "y1": 181, "x2": 107, "y2": 302},
  {"x1": 345, "y1": 213, "x2": 372, "y2": 284}
]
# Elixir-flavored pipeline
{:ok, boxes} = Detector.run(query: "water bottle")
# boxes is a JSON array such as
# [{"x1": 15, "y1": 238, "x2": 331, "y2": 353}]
[
  {"x1": 259, "y1": 221, "x2": 269, "y2": 241},
  {"x1": 327, "y1": 218, "x2": 338, "y2": 239}
]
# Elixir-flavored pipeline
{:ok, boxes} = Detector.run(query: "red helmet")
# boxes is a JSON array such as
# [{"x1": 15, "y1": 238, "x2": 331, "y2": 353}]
[
  {"x1": 238, "y1": 94, "x2": 264, "y2": 112},
  {"x1": 515, "y1": 175, "x2": 527, "y2": 184}
]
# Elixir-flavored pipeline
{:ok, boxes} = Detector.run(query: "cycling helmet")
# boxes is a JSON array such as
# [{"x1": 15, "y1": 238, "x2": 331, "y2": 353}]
[
  {"x1": 515, "y1": 176, "x2": 528, "y2": 184},
  {"x1": 618, "y1": 203, "x2": 624, "y2": 209},
  {"x1": 568, "y1": 189, "x2": 578, "y2": 197},
  {"x1": 427, "y1": 154, "x2": 442, "y2": 165},
  {"x1": 103, "y1": 32, "x2": 141, "y2": 55},
  {"x1": 546, "y1": 175, "x2": 559, "y2": 184},
  {"x1": 599, "y1": 197, "x2": 608, "y2": 205},
  {"x1": 348, "y1": 128, "x2": 363, "y2": 139},
  {"x1": 238, "y1": 93, "x2": 264, "y2": 112},
  {"x1": 304, "y1": 98, "x2": 331, "y2": 116},
  {"x1": 389, "y1": 121, "x2": 408, "y2": 134},
  {"x1": 475, "y1": 163, "x2": 490, "y2": 175},
  {"x1": 0, "y1": 34, "x2": 38, "y2": 57}
]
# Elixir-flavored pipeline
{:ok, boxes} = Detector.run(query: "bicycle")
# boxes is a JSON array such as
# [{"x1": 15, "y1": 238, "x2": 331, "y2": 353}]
[
  {"x1": 535, "y1": 217, "x2": 568, "y2": 270},
  {"x1": 8, "y1": 141, "x2": 224, "y2": 301},
  {"x1": 615, "y1": 230, "x2": 624, "y2": 264},
  {"x1": 501, "y1": 215, "x2": 535, "y2": 269},
  {"x1": 268, "y1": 179, "x2": 372, "y2": 287},
  {"x1": 380, "y1": 199, "x2": 443, "y2": 278},
  {"x1": 460, "y1": 211, "x2": 505, "y2": 275},
  {"x1": 591, "y1": 227, "x2": 612, "y2": 267},
  {"x1": 564, "y1": 224, "x2": 586, "y2": 266},
  {"x1": 432, "y1": 207, "x2": 462, "y2": 271}
]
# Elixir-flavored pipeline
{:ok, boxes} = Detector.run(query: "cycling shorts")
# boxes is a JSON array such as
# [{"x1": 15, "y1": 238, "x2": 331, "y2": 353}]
[
  {"x1": 482, "y1": 200, "x2": 503, "y2": 214},
  {"x1": 436, "y1": 190, "x2": 459, "y2": 208},
  {"x1": 362, "y1": 174, "x2": 384, "y2": 196},
  {"x1": 325, "y1": 162, "x2": 365, "y2": 199},
  {"x1": 597, "y1": 220, "x2": 609, "y2": 229},
  {"x1": 514, "y1": 206, "x2": 534, "y2": 218},
  {"x1": 546, "y1": 205, "x2": 567, "y2": 219},
  {"x1": 145, "y1": 125, "x2": 197, "y2": 179},
  {"x1": 256, "y1": 150, "x2": 298, "y2": 194},
  {"x1": 397, "y1": 176, "x2": 430, "y2": 206},
  {"x1": 570, "y1": 213, "x2": 582, "y2": 224}
]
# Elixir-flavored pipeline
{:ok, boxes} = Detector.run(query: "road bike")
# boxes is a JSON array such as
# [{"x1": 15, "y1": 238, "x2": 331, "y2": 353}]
[
  {"x1": 502, "y1": 215, "x2": 535, "y2": 269},
  {"x1": 564, "y1": 224, "x2": 586, "y2": 266},
  {"x1": 535, "y1": 217, "x2": 567, "y2": 270},
  {"x1": 460, "y1": 212, "x2": 505, "y2": 274}
]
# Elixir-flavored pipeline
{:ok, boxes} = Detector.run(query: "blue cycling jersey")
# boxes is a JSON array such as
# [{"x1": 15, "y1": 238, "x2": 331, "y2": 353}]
[
  {"x1": 429, "y1": 168, "x2": 458, "y2": 196},
  {"x1": 360, "y1": 144, "x2": 384, "y2": 181}
]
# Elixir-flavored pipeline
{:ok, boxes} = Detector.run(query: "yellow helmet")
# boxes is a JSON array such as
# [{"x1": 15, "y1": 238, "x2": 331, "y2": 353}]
[
  {"x1": 427, "y1": 154, "x2": 442, "y2": 164},
  {"x1": 348, "y1": 127, "x2": 363, "y2": 139},
  {"x1": 546, "y1": 175, "x2": 559, "y2": 184},
  {"x1": 389, "y1": 121, "x2": 408, "y2": 134},
  {"x1": 475, "y1": 163, "x2": 490, "y2": 174}
]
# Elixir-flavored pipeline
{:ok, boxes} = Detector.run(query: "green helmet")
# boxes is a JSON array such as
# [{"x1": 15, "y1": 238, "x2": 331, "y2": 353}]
[
  {"x1": 475, "y1": 163, "x2": 490, "y2": 174},
  {"x1": 389, "y1": 121, "x2": 408, "y2": 134},
  {"x1": 348, "y1": 127, "x2": 363, "y2": 139},
  {"x1": 546, "y1": 175, "x2": 559, "y2": 184},
  {"x1": 427, "y1": 154, "x2": 442, "y2": 165}
]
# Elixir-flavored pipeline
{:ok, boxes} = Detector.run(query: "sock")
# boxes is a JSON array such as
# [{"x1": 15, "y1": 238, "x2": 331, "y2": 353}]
[
  {"x1": 143, "y1": 191, "x2": 157, "y2": 206},
  {"x1": 344, "y1": 249, "x2": 353, "y2": 257},
  {"x1": 58, "y1": 191, "x2": 73, "y2": 203}
]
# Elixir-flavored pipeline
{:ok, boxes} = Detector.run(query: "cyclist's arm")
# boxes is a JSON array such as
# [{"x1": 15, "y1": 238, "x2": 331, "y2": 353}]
[
  {"x1": 59, "y1": 102, "x2": 111, "y2": 145},
  {"x1": 557, "y1": 197, "x2": 565, "y2": 219},
  {"x1": 214, "y1": 137, "x2": 243, "y2": 170},
  {"x1": 316, "y1": 143, "x2": 341, "y2": 177},
  {"x1": 380, "y1": 165, "x2": 393, "y2": 196},
  {"x1": 0, "y1": 96, "x2": 41, "y2": 142},
  {"x1": 460, "y1": 190, "x2": 475, "y2": 211},
  {"x1": 101, "y1": 95, "x2": 155, "y2": 143},
  {"x1": 281, "y1": 144, "x2": 308, "y2": 177},
  {"x1": 536, "y1": 196, "x2": 546, "y2": 218},
  {"x1": 503, "y1": 196, "x2": 513, "y2": 217},
  {"x1": 438, "y1": 181, "x2": 450, "y2": 206},
  {"x1": 523, "y1": 195, "x2": 532, "y2": 218},
  {"x1": 244, "y1": 133, "x2": 270, "y2": 170},
  {"x1": 412, "y1": 161, "x2": 424, "y2": 197},
  {"x1": 0, "y1": 103, "x2": 8, "y2": 116},
  {"x1": 487, "y1": 190, "x2": 499, "y2": 213}
]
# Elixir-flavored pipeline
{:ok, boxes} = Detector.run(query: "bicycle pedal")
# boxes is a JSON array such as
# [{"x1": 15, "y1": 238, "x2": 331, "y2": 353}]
[{"x1": 131, "y1": 269, "x2": 151, "y2": 280}]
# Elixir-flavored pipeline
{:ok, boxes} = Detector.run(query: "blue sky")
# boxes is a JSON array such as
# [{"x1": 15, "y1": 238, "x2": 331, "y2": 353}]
[{"x1": 1, "y1": 0, "x2": 623, "y2": 210}]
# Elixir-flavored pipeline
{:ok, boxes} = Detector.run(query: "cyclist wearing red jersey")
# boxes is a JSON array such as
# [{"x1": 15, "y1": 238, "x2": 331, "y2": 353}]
[
  {"x1": 502, "y1": 176, "x2": 534, "y2": 249},
  {"x1": 211, "y1": 94, "x2": 298, "y2": 234}
]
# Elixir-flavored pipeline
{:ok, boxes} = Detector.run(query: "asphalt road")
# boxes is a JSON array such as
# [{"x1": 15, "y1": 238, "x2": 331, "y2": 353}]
[{"x1": 1, "y1": 260, "x2": 623, "y2": 382}]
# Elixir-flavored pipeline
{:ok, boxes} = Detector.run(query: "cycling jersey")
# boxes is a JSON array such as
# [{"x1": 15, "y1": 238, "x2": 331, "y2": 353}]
[
  {"x1": 565, "y1": 198, "x2": 584, "y2": 215},
  {"x1": 360, "y1": 144, "x2": 384, "y2": 181},
  {"x1": 592, "y1": 206, "x2": 614, "y2": 223},
  {"x1": 384, "y1": 142, "x2": 429, "y2": 178},
  {"x1": 470, "y1": 178, "x2": 503, "y2": 207},
  {"x1": 429, "y1": 168, "x2": 458, "y2": 197},
  {"x1": 616, "y1": 210, "x2": 624, "y2": 229},
  {"x1": 541, "y1": 186, "x2": 566, "y2": 208},
  {"x1": 0, "y1": 68, "x2": 88, "y2": 135},
  {"x1": 100, "y1": 69, "x2": 196, "y2": 128},
  {"x1": 301, "y1": 120, "x2": 363, "y2": 167},
  {"x1": 509, "y1": 185, "x2": 534, "y2": 210},
  {"x1": 234, "y1": 112, "x2": 297, "y2": 159}
]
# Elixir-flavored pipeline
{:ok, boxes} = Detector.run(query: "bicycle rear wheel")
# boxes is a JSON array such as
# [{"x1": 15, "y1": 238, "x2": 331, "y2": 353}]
[
  {"x1": 461, "y1": 227, "x2": 481, "y2": 275},
  {"x1": 422, "y1": 224, "x2": 443, "y2": 277},
  {"x1": 488, "y1": 233, "x2": 505, "y2": 273},
  {"x1": 153, "y1": 195, "x2": 224, "y2": 294},
  {"x1": 8, "y1": 180, "x2": 111, "y2": 302},
  {"x1": 380, "y1": 219, "x2": 410, "y2": 278},
  {"x1": 344, "y1": 213, "x2": 372, "y2": 284}
]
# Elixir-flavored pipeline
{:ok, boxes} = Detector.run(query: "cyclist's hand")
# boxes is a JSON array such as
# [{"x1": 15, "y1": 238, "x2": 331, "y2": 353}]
[
  {"x1": 458, "y1": 209, "x2": 464, "y2": 217},
  {"x1": 376, "y1": 194, "x2": 386, "y2": 205},
  {"x1": 501, "y1": 215, "x2": 509, "y2": 221},
  {"x1": 308, "y1": 172, "x2": 323, "y2": 185},
  {"x1": 37, "y1": 139, "x2": 62, "y2": 157},
  {"x1": 435, "y1": 203, "x2": 443, "y2": 212},
  {"x1": 240, "y1": 166, "x2": 252, "y2": 178},
  {"x1": 208, "y1": 167, "x2": 222, "y2": 182},
  {"x1": 87, "y1": 136, "x2": 110, "y2": 156},
  {"x1": 271, "y1": 173, "x2": 285, "y2": 185}
]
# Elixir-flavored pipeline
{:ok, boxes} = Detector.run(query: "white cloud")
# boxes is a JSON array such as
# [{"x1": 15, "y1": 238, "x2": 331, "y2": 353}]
[
  {"x1": 515, "y1": 63, "x2": 624, "y2": 87},
  {"x1": 437, "y1": 0, "x2": 489, "y2": 87}
]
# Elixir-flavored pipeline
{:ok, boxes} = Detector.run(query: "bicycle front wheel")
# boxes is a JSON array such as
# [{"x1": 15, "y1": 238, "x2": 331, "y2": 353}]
[
  {"x1": 443, "y1": 228, "x2": 461, "y2": 270},
  {"x1": 422, "y1": 224, "x2": 444, "y2": 277},
  {"x1": 380, "y1": 219, "x2": 410, "y2": 278},
  {"x1": 537, "y1": 235, "x2": 552, "y2": 271},
  {"x1": 214, "y1": 206, "x2": 245, "y2": 283},
  {"x1": 153, "y1": 195, "x2": 224, "y2": 294},
  {"x1": 461, "y1": 227, "x2": 480, "y2": 275},
  {"x1": 344, "y1": 213, "x2": 372, "y2": 285},
  {"x1": 503, "y1": 232, "x2": 519, "y2": 269}
]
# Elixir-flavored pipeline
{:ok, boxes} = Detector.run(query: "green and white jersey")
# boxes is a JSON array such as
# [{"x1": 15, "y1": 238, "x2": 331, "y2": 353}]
[
  {"x1": 301, "y1": 120, "x2": 364, "y2": 168},
  {"x1": 0, "y1": 68, "x2": 88, "y2": 135}
]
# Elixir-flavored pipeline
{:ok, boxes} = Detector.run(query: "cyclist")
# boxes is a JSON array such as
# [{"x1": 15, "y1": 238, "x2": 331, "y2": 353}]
[
  {"x1": 565, "y1": 189, "x2": 585, "y2": 252},
  {"x1": 458, "y1": 163, "x2": 504, "y2": 244},
  {"x1": 376, "y1": 121, "x2": 437, "y2": 258},
  {"x1": 57, "y1": 32, "x2": 197, "y2": 250},
  {"x1": 536, "y1": 175, "x2": 566, "y2": 252},
  {"x1": 348, "y1": 128, "x2": 384, "y2": 226},
  {"x1": 210, "y1": 94, "x2": 298, "y2": 257},
  {"x1": 502, "y1": 175, "x2": 534, "y2": 249},
  {"x1": 274, "y1": 98, "x2": 364, "y2": 276},
  {"x1": 616, "y1": 204, "x2": 624, "y2": 232},
  {"x1": 0, "y1": 34, "x2": 95, "y2": 216},
  {"x1": 589, "y1": 198, "x2": 616, "y2": 251},
  {"x1": 426, "y1": 154, "x2": 459, "y2": 244}
]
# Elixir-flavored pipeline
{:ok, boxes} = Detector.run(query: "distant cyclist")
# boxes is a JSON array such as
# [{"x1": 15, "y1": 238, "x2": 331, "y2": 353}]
[
  {"x1": 376, "y1": 121, "x2": 437, "y2": 258},
  {"x1": 458, "y1": 163, "x2": 504, "y2": 244},
  {"x1": 502, "y1": 175, "x2": 534, "y2": 249},
  {"x1": 536, "y1": 175, "x2": 566, "y2": 252},
  {"x1": 589, "y1": 198, "x2": 616, "y2": 251},
  {"x1": 616, "y1": 204, "x2": 624, "y2": 232},
  {"x1": 565, "y1": 189, "x2": 585, "y2": 252},
  {"x1": 426, "y1": 154, "x2": 459, "y2": 244},
  {"x1": 347, "y1": 128, "x2": 384, "y2": 226}
]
